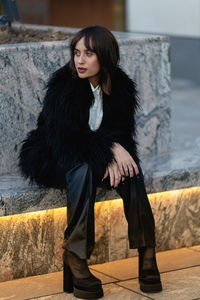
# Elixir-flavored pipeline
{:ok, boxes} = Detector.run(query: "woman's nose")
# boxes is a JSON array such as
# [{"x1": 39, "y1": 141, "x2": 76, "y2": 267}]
[{"x1": 78, "y1": 54, "x2": 85, "y2": 63}]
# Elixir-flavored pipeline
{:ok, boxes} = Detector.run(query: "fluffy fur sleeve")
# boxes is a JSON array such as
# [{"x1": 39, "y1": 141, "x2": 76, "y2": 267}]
[{"x1": 18, "y1": 65, "x2": 82, "y2": 188}]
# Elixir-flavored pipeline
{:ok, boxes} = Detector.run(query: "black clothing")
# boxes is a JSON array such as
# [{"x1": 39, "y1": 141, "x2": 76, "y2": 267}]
[
  {"x1": 18, "y1": 63, "x2": 156, "y2": 260},
  {"x1": 18, "y1": 63, "x2": 139, "y2": 189},
  {"x1": 64, "y1": 161, "x2": 155, "y2": 260}
]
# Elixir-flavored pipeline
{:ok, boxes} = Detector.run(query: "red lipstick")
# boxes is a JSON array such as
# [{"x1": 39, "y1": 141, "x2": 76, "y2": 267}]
[{"x1": 78, "y1": 68, "x2": 87, "y2": 73}]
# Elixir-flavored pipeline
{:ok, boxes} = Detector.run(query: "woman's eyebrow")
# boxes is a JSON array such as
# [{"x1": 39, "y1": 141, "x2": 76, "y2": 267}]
[{"x1": 74, "y1": 47, "x2": 94, "y2": 52}]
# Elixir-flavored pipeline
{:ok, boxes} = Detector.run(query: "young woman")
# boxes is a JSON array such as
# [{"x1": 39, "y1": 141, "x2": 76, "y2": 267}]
[{"x1": 19, "y1": 25, "x2": 162, "y2": 299}]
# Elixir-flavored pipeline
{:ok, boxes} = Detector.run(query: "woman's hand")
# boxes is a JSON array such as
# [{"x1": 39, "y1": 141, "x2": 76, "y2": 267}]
[
  {"x1": 103, "y1": 143, "x2": 139, "y2": 188},
  {"x1": 103, "y1": 160, "x2": 123, "y2": 188},
  {"x1": 111, "y1": 142, "x2": 139, "y2": 177}
]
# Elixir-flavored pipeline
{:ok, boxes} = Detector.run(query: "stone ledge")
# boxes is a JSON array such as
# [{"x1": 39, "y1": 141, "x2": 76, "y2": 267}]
[
  {"x1": 142, "y1": 148, "x2": 200, "y2": 193},
  {"x1": 1, "y1": 150, "x2": 199, "y2": 217}
]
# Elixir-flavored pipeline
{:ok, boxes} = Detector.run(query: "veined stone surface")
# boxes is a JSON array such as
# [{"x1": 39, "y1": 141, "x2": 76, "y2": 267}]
[
  {"x1": 150, "y1": 187, "x2": 200, "y2": 251},
  {"x1": 0, "y1": 28, "x2": 170, "y2": 175},
  {"x1": 0, "y1": 187, "x2": 200, "y2": 282},
  {"x1": 0, "y1": 207, "x2": 67, "y2": 282},
  {"x1": 1, "y1": 141, "x2": 200, "y2": 217}
]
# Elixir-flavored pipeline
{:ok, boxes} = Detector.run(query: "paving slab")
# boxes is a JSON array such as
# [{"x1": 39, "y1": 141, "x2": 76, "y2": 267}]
[
  {"x1": 0, "y1": 270, "x2": 116, "y2": 300},
  {"x1": 91, "y1": 247, "x2": 200, "y2": 281},
  {"x1": 90, "y1": 256, "x2": 138, "y2": 281},
  {"x1": 188, "y1": 245, "x2": 200, "y2": 253},
  {"x1": 0, "y1": 271, "x2": 62, "y2": 300},
  {"x1": 118, "y1": 266, "x2": 200, "y2": 300},
  {"x1": 156, "y1": 247, "x2": 200, "y2": 273},
  {"x1": 32, "y1": 284, "x2": 151, "y2": 300},
  {"x1": 0, "y1": 246, "x2": 200, "y2": 300}
]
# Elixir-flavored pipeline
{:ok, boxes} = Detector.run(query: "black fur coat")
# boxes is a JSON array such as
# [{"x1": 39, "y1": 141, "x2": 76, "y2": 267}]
[{"x1": 18, "y1": 63, "x2": 140, "y2": 189}]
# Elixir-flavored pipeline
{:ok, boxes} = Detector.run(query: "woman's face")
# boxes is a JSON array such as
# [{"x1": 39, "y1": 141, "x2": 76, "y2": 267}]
[{"x1": 74, "y1": 37, "x2": 100, "y2": 87}]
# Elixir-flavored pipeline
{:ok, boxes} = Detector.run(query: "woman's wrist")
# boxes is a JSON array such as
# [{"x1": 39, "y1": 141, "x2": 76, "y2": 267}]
[{"x1": 112, "y1": 142, "x2": 122, "y2": 153}]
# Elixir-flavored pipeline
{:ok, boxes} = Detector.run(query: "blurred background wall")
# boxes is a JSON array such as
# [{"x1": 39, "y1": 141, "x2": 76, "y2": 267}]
[
  {"x1": 126, "y1": 0, "x2": 200, "y2": 85},
  {"x1": 16, "y1": 0, "x2": 125, "y2": 31},
  {"x1": 125, "y1": 0, "x2": 200, "y2": 143},
  {"x1": 126, "y1": 0, "x2": 200, "y2": 37}
]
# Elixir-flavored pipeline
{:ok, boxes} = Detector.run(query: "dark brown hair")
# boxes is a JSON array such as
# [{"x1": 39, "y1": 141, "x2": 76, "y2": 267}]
[{"x1": 69, "y1": 25, "x2": 120, "y2": 95}]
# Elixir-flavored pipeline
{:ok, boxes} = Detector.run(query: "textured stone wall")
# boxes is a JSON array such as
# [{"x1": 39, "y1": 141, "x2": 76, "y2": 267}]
[
  {"x1": 0, "y1": 30, "x2": 170, "y2": 175},
  {"x1": 0, "y1": 187, "x2": 199, "y2": 282}
]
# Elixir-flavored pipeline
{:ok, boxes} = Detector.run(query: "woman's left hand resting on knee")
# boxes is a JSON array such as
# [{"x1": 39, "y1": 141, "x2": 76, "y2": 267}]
[{"x1": 103, "y1": 143, "x2": 139, "y2": 187}]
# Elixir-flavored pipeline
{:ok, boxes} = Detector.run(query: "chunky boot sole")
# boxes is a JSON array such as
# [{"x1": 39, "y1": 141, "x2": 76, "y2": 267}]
[
  {"x1": 140, "y1": 281, "x2": 162, "y2": 293},
  {"x1": 74, "y1": 287, "x2": 104, "y2": 299},
  {"x1": 63, "y1": 251, "x2": 103, "y2": 299}
]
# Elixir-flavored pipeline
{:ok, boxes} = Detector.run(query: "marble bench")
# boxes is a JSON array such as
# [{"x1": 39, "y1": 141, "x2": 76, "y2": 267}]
[{"x1": 0, "y1": 150, "x2": 200, "y2": 217}]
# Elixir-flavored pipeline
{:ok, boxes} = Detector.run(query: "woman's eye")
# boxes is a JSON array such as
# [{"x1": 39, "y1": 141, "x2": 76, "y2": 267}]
[
  {"x1": 86, "y1": 52, "x2": 93, "y2": 57},
  {"x1": 74, "y1": 50, "x2": 80, "y2": 56}
]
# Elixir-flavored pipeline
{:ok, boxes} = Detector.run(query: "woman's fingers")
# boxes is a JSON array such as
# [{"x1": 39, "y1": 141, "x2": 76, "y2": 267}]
[
  {"x1": 124, "y1": 164, "x2": 129, "y2": 177},
  {"x1": 103, "y1": 168, "x2": 109, "y2": 179},
  {"x1": 128, "y1": 163, "x2": 134, "y2": 177},
  {"x1": 118, "y1": 164, "x2": 126, "y2": 177},
  {"x1": 108, "y1": 162, "x2": 121, "y2": 187},
  {"x1": 118, "y1": 163, "x2": 126, "y2": 181},
  {"x1": 122, "y1": 160, "x2": 139, "y2": 177},
  {"x1": 108, "y1": 166, "x2": 114, "y2": 187},
  {"x1": 114, "y1": 170, "x2": 121, "y2": 187},
  {"x1": 132, "y1": 160, "x2": 139, "y2": 175}
]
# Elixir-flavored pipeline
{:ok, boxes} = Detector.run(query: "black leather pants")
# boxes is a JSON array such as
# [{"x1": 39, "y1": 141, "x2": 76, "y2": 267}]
[{"x1": 63, "y1": 162, "x2": 155, "y2": 259}]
